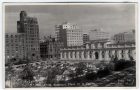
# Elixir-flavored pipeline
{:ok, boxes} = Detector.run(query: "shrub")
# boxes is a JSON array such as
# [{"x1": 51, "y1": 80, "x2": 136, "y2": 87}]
[
  {"x1": 19, "y1": 65, "x2": 34, "y2": 81},
  {"x1": 97, "y1": 66, "x2": 111, "y2": 78},
  {"x1": 114, "y1": 59, "x2": 135, "y2": 71},
  {"x1": 85, "y1": 72, "x2": 97, "y2": 81}
]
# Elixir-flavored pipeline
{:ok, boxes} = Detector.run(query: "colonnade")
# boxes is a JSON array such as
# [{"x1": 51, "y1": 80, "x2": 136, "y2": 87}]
[{"x1": 60, "y1": 49, "x2": 136, "y2": 61}]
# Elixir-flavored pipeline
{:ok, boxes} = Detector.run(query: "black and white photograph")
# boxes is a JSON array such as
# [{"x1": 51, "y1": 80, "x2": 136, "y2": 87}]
[{"x1": 4, "y1": 3, "x2": 137, "y2": 88}]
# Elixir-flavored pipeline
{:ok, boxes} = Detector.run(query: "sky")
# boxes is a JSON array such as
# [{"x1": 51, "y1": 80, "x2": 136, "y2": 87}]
[{"x1": 5, "y1": 3, "x2": 136, "y2": 37}]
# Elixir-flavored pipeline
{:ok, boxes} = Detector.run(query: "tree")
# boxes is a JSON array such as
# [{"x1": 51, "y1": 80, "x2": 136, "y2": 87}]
[
  {"x1": 129, "y1": 55, "x2": 134, "y2": 61},
  {"x1": 97, "y1": 66, "x2": 111, "y2": 78},
  {"x1": 68, "y1": 71, "x2": 76, "y2": 79},
  {"x1": 114, "y1": 59, "x2": 135, "y2": 71},
  {"x1": 113, "y1": 55, "x2": 118, "y2": 63},
  {"x1": 75, "y1": 62, "x2": 86, "y2": 76},
  {"x1": 85, "y1": 72, "x2": 97, "y2": 81},
  {"x1": 44, "y1": 68, "x2": 59, "y2": 86},
  {"x1": 20, "y1": 64, "x2": 34, "y2": 81}
]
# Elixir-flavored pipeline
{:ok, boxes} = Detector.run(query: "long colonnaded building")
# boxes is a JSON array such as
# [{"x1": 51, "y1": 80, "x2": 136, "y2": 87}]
[{"x1": 60, "y1": 39, "x2": 136, "y2": 62}]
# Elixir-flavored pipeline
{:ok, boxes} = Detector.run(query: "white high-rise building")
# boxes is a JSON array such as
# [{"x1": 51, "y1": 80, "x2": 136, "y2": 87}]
[{"x1": 55, "y1": 22, "x2": 83, "y2": 47}]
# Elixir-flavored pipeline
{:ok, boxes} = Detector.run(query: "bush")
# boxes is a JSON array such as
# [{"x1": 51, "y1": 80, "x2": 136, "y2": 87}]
[
  {"x1": 19, "y1": 65, "x2": 34, "y2": 81},
  {"x1": 68, "y1": 76, "x2": 84, "y2": 85},
  {"x1": 114, "y1": 59, "x2": 135, "y2": 71},
  {"x1": 97, "y1": 66, "x2": 111, "y2": 78},
  {"x1": 75, "y1": 62, "x2": 86, "y2": 76},
  {"x1": 85, "y1": 72, "x2": 97, "y2": 81}
]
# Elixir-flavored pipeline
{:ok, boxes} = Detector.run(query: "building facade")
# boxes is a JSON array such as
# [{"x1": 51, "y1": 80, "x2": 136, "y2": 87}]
[
  {"x1": 40, "y1": 36, "x2": 63, "y2": 60},
  {"x1": 5, "y1": 33, "x2": 20, "y2": 63},
  {"x1": 113, "y1": 30, "x2": 135, "y2": 43},
  {"x1": 60, "y1": 40, "x2": 136, "y2": 61},
  {"x1": 17, "y1": 11, "x2": 40, "y2": 60},
  {"x1": 83, "y1": 33, "x2": 89, "y2": 44},
  {"x1": 55, "y1": 22, "x2": 83, "y2": 47},
  {"x1": 5, "y1": 11, "x2": 40, "y2": 63},
  {"x1": 89, "y1": 29, "x2": 109, "y2": 40}
]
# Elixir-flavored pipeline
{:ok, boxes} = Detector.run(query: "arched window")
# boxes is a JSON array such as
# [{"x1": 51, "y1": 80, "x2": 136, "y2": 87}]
[
  {"x1": 75, "y1": 51, "x2": 77, "y2": 58},
  {"x1": 70, "y1": 52, "x2": 72, "y2": 58},
  {"x1": 108, "y1": 50, "x2": 111, "y2": 58},
  {"x1": 89, "y1": 51, "x2": 92, "y2": 58},
  {"x1": 115, "y1": 50, "x2": 117, "y2": 58},
  {"x1": 95, "y1": 52, "x2": 99, "y2": 59},
  {"x1": 66, "y1": 52, "x2": 68, "y2": 58},
  {"x1": 122, "y1": 50, "x2": 124, "y2": 58},
  {"x1": 62, "y1": 52, "x2": 64, "y2": 58},
  {"x1": 79, "y1": 52, "x2": 81, "y2": 59},
  {"x1": 102, "y1": 51, "x2": 105, "y2": 58},
  {"x1": 84, "y1": 51, "x2": 86, "y2": 58}
]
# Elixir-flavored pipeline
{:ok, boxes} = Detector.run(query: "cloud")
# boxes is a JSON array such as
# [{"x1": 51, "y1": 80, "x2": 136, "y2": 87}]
[{"x1": 5, "y1": 4, "x2": 135, "y2": 37}]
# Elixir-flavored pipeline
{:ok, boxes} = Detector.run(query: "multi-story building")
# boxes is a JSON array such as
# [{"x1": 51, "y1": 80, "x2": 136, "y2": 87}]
[
  {"x1": 89, "y1": 29, "x2": 109, "y2": 40},
  {"x1": 83, "y1": 33, "x2": 89, "y2": 44},
  {"x1": 5, "y1": 33, "x2": 20, "y2": 63},
  {"x1": 17, "y1": 11, "x2": 40, "y2": 60},
  {"x1": 5, "y1": 11, "x2": 40, "y2": 63},
  {"x1": 113, "y1": 30, "x2": 135, "y2": 43},
  {"x1": 55, "y1": 22, "x2": 83, "y2": 47},
  {"x1": 40, "y1": 36, "x2": 63, "y2": 60}
]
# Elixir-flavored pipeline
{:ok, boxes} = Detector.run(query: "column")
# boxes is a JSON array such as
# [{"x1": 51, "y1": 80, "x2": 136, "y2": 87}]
[
  {"x1": 99, "y1": 51, "x2": 102, "y2": 61},
  {"x1": 72, "y1": 51, "x2": 75, "y2": 60},
  {"x1": 98, "y1": 43, "x2": 102, "y2": 49},
  {"x1": 91, "y1": 44, "x2": 95, "y2": 49},
  {"x1": 64, "y1": 52, "x2": 66, "y2": 60},
  {"x1": 76, "y1": 51, "x2": 79, "y2": 60},
  {"x1": 104, "y1": 43, "x2": 107, "y2": 48},
  {"x1": 111, "y1": 50, "x2": 115, "y2": 60},
  {"x1": 81, "y1": 51, "x2": 84, "y2": 60},
  {"x1": 132, "y1": 49, "x2": 136, "y2": 60},
  {"x1": 68, "y1": 52, "x2": 71, "y2": 60},
  {"x1": 87, "y1": 51, "x2": 90, "y2": 60},
  {"x1": 117, "y1": 50, "x2": 122, "y2": 60},
  {"x1": 105, "y1": 50, "x2": 109, "y2": 61},
  {"x1": 92, "y1": 51, "x2": 95, "y2": 60},
  {"x1": 124, "y1": 50, "x2": 129, "y2": 60},
  {"x1": 112, "y1": 50, "x2": 115, "y2": 56}
]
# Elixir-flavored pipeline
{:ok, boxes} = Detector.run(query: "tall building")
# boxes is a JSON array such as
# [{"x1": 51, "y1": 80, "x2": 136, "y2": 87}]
[
  {"x1": 83, "y1": 33, "x2": 89, "y2": 44},
  {"x1": 55, "y1": 22, "x2": 83, "y2": 47},
  {"x1": 113, "y1": 30, "x2": 135, "y2": 43},
  {"x1": 40, "y1": 36, "x2": 63, "y2": 60},
  {"x1": 17, "y1": 11, "x2": 40, "y2": 60},
  {"x1": 89, "y1": 29, "x2": 109, "y2": 40}
]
